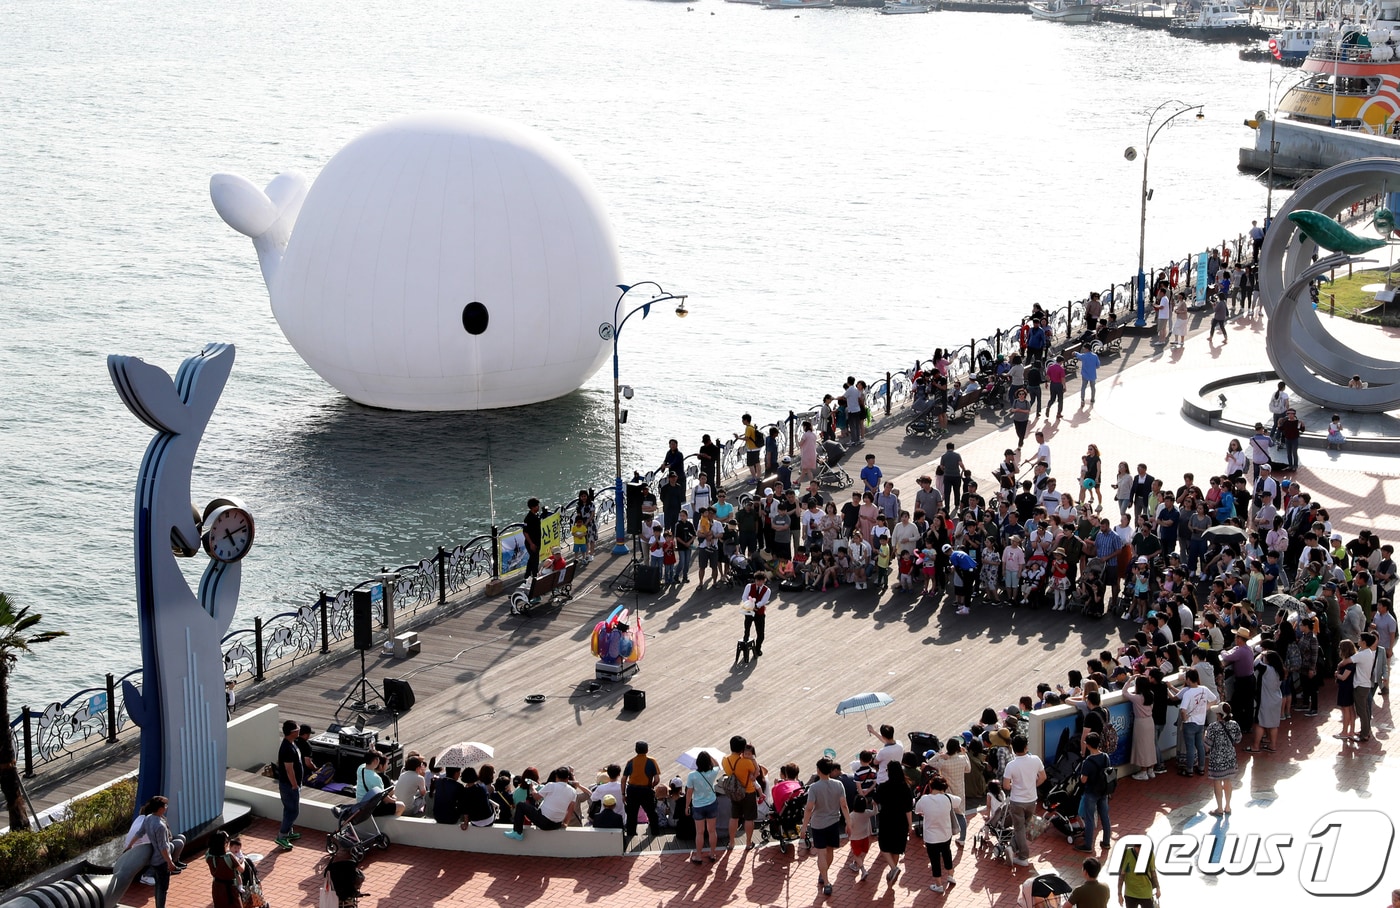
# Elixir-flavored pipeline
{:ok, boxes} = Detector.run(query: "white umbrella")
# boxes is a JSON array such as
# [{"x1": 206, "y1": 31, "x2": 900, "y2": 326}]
[
  {"x1": 675, "y1": 746, "x2": 725, "y2": 771},
  {"x1": 835, "y1": 692, "x2": 895, "y2": 716},
  {"x1": 437, "y1": 741, "x2": 495, "y2": 768}
]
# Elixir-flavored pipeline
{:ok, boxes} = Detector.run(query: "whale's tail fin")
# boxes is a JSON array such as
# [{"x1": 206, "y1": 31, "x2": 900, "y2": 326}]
[{"x1": 210, "y1": 171, "x2": 308, "y2": 290}]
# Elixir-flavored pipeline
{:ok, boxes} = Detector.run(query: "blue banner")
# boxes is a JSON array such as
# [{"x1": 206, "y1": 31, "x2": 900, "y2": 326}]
[{"x1": 1196, "y1": 252, "x2": 1209, "y2": 303}]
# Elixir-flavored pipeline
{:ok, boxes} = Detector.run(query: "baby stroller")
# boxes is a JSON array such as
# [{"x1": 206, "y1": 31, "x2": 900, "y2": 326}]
[
  {"x1": 1018, "y1": 873, "x2": 1074, "y2": 907},
  {"x1": 325, "y1": 790, "x2": 392, "y2": 859},
  {"x1": 972, "y1": 787, "x2": 1016, "y2": 863},
  {"x1": 904, "y1": 395, "x2": 945, "y2": 439},
  {"x1": 725, "y1": 552, "x2": 763, "y2": 589},
  {"x1": 760, "y1": 788, "x2": 810, "y2": 854},
  {"x1": 982, "y1": 371, "x2": 1011, "y2": 411},
  {"x1": 815, "y1": 440, "x2": 853, "y2": 490}
]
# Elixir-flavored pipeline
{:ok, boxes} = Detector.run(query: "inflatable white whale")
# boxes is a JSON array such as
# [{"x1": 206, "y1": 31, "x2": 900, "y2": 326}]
[{"x1": 211, "y1": 112, "x2": 621, "y2": 411}]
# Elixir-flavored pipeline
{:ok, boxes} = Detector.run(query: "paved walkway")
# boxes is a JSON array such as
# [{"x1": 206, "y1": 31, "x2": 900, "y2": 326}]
[
  {"x1": 114, "y1": 310, "x2": 1400, "y2": 906},
  {"x1": 121, "y1": 704, "x2": 1393, "y2": 908}
]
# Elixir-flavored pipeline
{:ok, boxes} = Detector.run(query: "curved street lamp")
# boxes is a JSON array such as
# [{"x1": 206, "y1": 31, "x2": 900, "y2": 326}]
[
  {"x1": 1129, "y1": 100, "x2": 1205, "y2": 327},
  {"x1": 602, "y1": 282, "x2": 689, "y2": 555}
]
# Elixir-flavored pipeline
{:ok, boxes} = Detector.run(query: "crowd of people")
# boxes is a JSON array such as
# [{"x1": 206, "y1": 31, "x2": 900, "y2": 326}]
[{"x1": 225, "y1": 267, "x2": 1392, "y2": 905}]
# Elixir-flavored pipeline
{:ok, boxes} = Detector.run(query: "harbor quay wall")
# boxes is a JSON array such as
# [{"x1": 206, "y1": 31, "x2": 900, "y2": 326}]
[
  {"x1": 1241, "y1": 116, "x2": 1400, "y2": 176},
  {"x1": 14, "y1": 241, "x2": 1259, "y2": 795}
]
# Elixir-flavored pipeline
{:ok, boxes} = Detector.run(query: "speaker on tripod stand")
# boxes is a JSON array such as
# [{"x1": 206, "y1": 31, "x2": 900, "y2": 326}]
[{"x1": 338, "y1": 590, "x2": 386, "y2": 718}]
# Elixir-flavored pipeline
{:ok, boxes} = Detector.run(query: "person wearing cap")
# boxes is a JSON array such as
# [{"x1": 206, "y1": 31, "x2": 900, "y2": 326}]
[
  {"x1": 622, "y1": 741, "x2": 660, "y2": 842},
  {"x1": 275, "y1": 719, "x2": 304, "y2": 850},
  {"x1": 294, "y1": 722, "x2": 319, "y2": 776},
  {"x1": 776, "y1": 455, "x2": 794, "y2": 493},
  {"x1": 1222, "y1": 629, "x2": 1257, "y2": 734},
  {"x1": 591, "y1": 793, "x2": 625, "y2": 829}
]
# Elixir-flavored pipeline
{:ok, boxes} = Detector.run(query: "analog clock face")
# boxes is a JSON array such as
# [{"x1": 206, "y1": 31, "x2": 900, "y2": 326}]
[{"x1": 203, "y1": 503, "x2": 255, "y2": 563}]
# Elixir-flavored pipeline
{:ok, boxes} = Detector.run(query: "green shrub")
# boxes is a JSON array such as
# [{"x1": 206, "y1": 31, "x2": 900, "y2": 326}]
[{"x1": 0, "y1": 778, "x2": 137, "y2": 892}]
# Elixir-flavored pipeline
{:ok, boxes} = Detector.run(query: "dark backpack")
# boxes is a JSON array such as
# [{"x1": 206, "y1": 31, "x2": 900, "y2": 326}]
[{"x1": 1095, "y1": 707, "x2": 1120, "y2": 757}]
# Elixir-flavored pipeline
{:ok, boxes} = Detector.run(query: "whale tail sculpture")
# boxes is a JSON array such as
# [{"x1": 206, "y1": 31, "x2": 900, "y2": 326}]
[
  {"x1": 209, "y1": 171, "x2": 308, "y2": 289},
  {"x1": 0, "y1": 844, "x2": 151, "y2": 908},
  {"x1": 1286, "y1": 209, "x2": 1388, "y2": 255},
  {"x1": 108, "y1": 345, "x2": 243, "y2": 835}
]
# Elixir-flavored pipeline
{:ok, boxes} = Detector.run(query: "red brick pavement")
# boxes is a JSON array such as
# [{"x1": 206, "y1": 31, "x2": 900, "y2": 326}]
[{"x1": 119, "y1": 693, "x2": 1392, "y2": 907}]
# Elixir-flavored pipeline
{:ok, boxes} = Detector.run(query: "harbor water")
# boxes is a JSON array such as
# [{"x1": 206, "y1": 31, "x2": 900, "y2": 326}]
[{"x1": 1, "y1": 0, "x2": 1271, "y2": 706}]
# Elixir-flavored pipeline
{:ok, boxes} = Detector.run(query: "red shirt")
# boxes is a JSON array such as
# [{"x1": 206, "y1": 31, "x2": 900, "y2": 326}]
[{"x1": 1046, "y1": 362, "x2": 1066, "y2": 385}]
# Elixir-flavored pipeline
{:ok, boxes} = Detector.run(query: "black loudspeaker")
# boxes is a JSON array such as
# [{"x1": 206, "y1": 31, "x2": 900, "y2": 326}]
[
  {"x1": 623, "y1": 689, "x2": 646, "y2": 712},
  {"x1": 625, "y1": 482, "x2": 646, "y2": 537},
  {"x1": 353, "y1": 590, "x2": 374, "y2": 651},
  {"x1": 383, "y1": 677, "x2": 416, "y2": 712},
  {"x1": 634, "y1": 564, "x2": 662, "y2": 594}
]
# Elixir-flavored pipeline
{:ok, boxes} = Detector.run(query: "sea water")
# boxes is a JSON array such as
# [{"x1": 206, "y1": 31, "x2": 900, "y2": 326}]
[{"x1": 0, "y1": 0, "x2": 1271, "y2": 704}]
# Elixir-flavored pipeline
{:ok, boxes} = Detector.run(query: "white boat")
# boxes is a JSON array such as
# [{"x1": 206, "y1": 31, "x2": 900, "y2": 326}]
[
  {"x1": 1027, "y1": 0, "x2": 1097, "y2": 22},
  {"x1": 724, "y1": 0, "x2": 764, "y2": 4},
  {"x1": 1169, "y1": 2, "x2": 1270, "y2": 41},
  {"x1": 881, "y1": 0, "x2": 934, "y2": 12},
  {"x1": 762, "y1": 0, "x2": 836, "y2": 8},
  {"x1": 1240, "y1": 23, "x2": 1336, "y2": 63}
]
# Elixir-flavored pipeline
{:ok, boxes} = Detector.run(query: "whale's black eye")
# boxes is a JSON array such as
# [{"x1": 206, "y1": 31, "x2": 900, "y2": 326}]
[{"x1": 462, "y1": 302, "x2": 489, "y2": 336}]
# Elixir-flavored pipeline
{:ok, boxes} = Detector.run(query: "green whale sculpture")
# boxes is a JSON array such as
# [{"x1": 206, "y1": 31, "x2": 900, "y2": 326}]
[{"x1": 1288, "y1": 209, "x2": 1388, "y2": 254}]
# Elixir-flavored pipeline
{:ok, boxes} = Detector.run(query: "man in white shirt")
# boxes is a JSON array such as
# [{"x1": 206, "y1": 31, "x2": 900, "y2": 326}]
[
  {"x1": 1001, "y1": 736, "x2": 1046, "y2": 867},
  {"x1": 1352, "y1": 633, "x2": 1378, "y2": 742},
  {"x1": 505, "y1": 767, "x2": 588, "y2": 840},
  {"x1": 915, "y1": 776, "x2": 963, "y2": 893},
  {"x1": 691, "y1": 475, "x2": 713, "y2": 517},
  {"x1": 1030, "y1": 431, "x2": 1052, "y2": 473},
  {"x1": 891, "y1": 511, "x2": 921, "y2": 556},
  {"x1": 868, "y1": 723, "x2": 903, "y2": 784},
  {"x1": 1154, "y1": 290, "x2": 1171, "y2": 345},
  {"x1": 589, "y1": 764, "x2": 624, "y2": 814},
  {"x1": 1176, "y1": 670, "x2": 1218, "y2": 775}
]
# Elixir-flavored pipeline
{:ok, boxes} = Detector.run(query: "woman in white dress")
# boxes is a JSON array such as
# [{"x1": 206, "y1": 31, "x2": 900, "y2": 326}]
[{"x1": 1171, "y1": 296, "x2": 1190, "y2": 347}]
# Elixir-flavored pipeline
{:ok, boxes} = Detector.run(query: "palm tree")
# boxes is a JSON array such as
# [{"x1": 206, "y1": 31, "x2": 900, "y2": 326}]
[{"x1": 0, "y1": 592, "x2": 67, "y2": 832}]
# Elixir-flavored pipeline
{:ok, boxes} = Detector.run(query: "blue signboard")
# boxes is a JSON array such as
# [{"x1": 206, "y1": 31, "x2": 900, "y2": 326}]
[
  {"x1": 1196, "y1": 252, "x2": 1209, "y2": 303},
  {"x1": 88, "y1": 692, "x2": 107, "y2": 716}
]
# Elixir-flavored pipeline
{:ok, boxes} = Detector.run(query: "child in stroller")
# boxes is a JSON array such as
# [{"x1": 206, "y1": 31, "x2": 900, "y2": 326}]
[
  {"x1": 725, "y1": 552, "x2": 762, "y2": 590},
  {"x1": 972, "y1": 786, "x2": 1016, "y2": 863},
  {"x1": 761, "y1": 764, "x2": 810, "y2": 854},
  {"x1": 1021, "y1": 553, "x2": 1049, "y2": 609}
]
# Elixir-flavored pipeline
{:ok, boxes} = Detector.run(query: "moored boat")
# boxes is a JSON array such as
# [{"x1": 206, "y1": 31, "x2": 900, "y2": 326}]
[
  {"x1": 762, "y1": 0, "x2": 836, "y2": 8},
  {"x1": 1277, "y1": 26, "x2": 1400, "y2": 133},
  {"x1": 1169, "y1": 1, "x2": 1271, "y2": 42},
  {"x1": 1099, "y1": 2, "x2": 1175, "y2": 29},
  {"x1": 1028, "y1": 0, "x2": 1097, "y2": 22},
  {"x1": 881, "y1": 0, "x2": 936, "y2": 12},
  {"x1": 1240, "y1": 24, "x2": 1335, "y2": 63}
]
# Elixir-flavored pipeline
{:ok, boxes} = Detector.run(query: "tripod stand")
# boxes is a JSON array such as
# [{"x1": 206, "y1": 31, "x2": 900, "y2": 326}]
[
  {"x1": 336, "y1": 648, "x2": 385, "y2": 718},
  {"x1": 608, "y1": 537, "x2": 644, "y2": 593}
]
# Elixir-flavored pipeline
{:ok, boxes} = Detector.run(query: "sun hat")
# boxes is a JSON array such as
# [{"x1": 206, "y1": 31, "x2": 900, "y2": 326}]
[{"x1": 603, "y1": 794, "x2": 617, "y2": 807}]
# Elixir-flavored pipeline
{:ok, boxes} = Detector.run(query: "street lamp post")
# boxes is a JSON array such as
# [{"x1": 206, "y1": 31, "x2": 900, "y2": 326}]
[
  {"x1": 604, "y1": 282, "x2": 689, "y2": 555},
  {"x1": 1264, "y1": 67, "x2": 1308, "y2": 224},
  {"x1": 1129, "y1": 100, "x2": 1205, "y2": 327}
]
